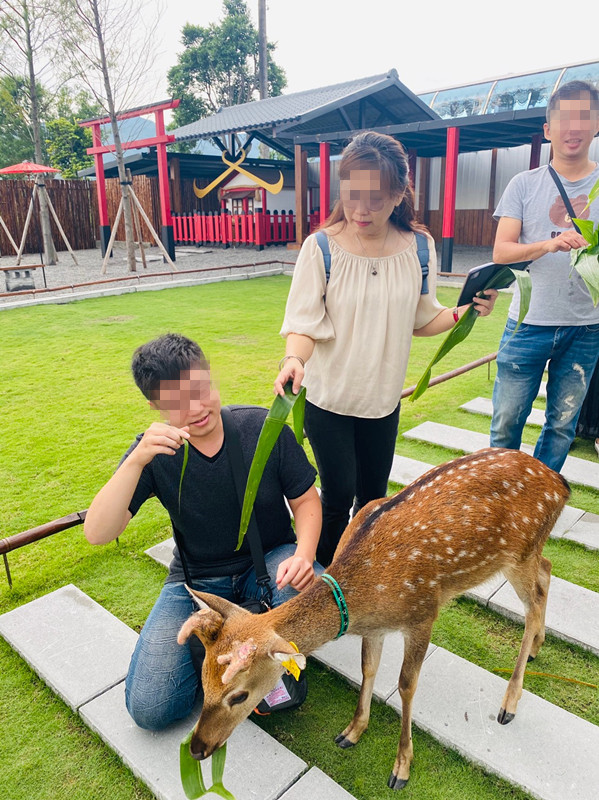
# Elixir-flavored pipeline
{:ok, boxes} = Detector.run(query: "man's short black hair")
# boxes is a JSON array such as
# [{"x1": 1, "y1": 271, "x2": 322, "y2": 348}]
[
  {"x1": 131, "y1": 333, "x2": 209, "y2": 400},
  {"x1": 546, "y1": 79, "x2": 599, "y2": 122}
]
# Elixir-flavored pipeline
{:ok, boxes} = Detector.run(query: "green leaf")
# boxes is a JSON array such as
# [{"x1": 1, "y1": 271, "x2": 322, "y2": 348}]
[
  {"x1": 571, "y1": 252, "x2": 599, "y2": 307},
  {"x1": 409, "y1": 267, "x2": 532, "y2": 402},
  {"x1": 211, "y1": 742, "x2": 227, "y2": 785},
  {"x1": 582, "y1": 176, "x2": 599, "y2": 212},
  {"x1": 409, "y1": 305, "x2": 478, "y2": 402},
  {"x1": 236, "y1": 382, "x2": 306, "y2": 550},
  {"x1": 178, "y1": 439, "x2": 189, "y2": 513},
  {"x1": 571, "y1": 217, "x2": 598, "y2": 246},
  {"x1": 180, "y1": 729, "x2": 207, "y2": 799}
]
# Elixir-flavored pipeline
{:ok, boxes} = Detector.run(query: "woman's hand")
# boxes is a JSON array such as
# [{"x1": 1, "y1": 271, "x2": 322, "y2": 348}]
[
  {"x1": 276, "y1": 554, "x2": 315, "y2": 591},
  {"x1": 471, "y1": 288, "x2": 498, "y2": 317},
  {"x1": 274, "y1": 356, "x2": 305, "y2": 396}
]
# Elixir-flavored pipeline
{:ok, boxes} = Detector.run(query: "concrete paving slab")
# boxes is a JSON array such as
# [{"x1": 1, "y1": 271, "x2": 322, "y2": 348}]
[
  {"x1": 386, "y1": 646, "x2": 599, "y2": 800},
  {"x1": 145, "y1": 538, "x2": 174, "y2": 569},
  {"x1": 552, "y1": 505, "x2": 586, "y2": 539},
  {"x1": 389, "y1": 454, "x2": 431, "y2": 486},
  {"x1": 461, "y1": 397, "x2": 545, "y2": 427},
  {"x1": 279, "y1": 767, "x2": 357, "y2": 800},
  {"x1": 0, "y1": 584, "x2": 137, "y2": 710},
  {"x1": 464, "y1": 574, "x2": 506, "y2": 604},
  {"x1": 563, "y1": 511, "x2": 599, "y2": 551},
  {"x1": 538, "y1": 381, "x2": 547, "y2": 399},
  {"x1": 489, "y1": 575, "x2": 599, "y2": 656},
  {"x1": 79, "y1": 682, "x2": 307, "y2": 800},
  {"x1": 312, "y1": 633, "x2": 437, "y2": 702},
  {"x1": 402, "y1": 422, "x2": 599, "y2": 490}
]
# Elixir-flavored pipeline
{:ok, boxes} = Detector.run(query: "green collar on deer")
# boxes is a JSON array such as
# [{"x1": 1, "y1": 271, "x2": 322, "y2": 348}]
[{"x1": 321, "y1": 573, "x2": 349, "y2": 638}]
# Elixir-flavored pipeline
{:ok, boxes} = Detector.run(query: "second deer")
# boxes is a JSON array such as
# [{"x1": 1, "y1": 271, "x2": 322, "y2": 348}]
[{"x1": 178, "y1": 448, "x2": 570, "y2": 791}]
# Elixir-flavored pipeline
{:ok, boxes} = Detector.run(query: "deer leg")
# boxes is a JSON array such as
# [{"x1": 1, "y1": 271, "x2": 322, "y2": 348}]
[
  {"x1": 530, "y1": 556, "x2": 551, "y2": 659},
  {"x1": 335, "y1": 633, "x2": 384, "y2": 748},
  {"x1": 497, "y1": 555, "x2": 547, "y2": 724},
  {"x1": 388, "y1": 623, "x2": 432, "y2": 791}
]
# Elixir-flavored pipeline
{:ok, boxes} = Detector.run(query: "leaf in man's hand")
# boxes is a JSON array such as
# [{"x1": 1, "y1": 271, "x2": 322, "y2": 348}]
[
  {"x1": 581, "y1": 176, "x2": 599, "y2": 212},
  {"x1": 572, "y1": 252, "x2": 599, "y2": 306},
  {"x1": 572, "y1": 217, "x2": 598, "y2": 246}
]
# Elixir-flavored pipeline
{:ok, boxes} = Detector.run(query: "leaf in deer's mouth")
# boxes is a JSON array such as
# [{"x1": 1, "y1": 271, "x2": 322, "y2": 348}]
[{"x1": 180, "y1": 732, "x2": 235, "y2": 799}]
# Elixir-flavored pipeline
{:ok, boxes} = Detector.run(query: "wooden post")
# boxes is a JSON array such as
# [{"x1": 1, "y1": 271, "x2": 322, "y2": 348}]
[
  {"x1": 319, "y1": 141, "x2": 331, "y2": 225},
  {"x1": 529, "y1": 133, "x2": 542, "y2": 170},
  {"x1": 92, "y1": 123, "x2": 111, "y2": 256},
  {"x1": 291, "y1": 144, "x2": 308, "y2": 248},
  {"x1": 417, "y1": 157, "x2": 430, "y2": 227},
  {"x1": 169, "y1": 157, "x2": 182, "y2": 214},
  {"x1": 15, "y1": 184, "x2": 37, "y2": 266},
  {"x1": 441, "y1": 127, "x2": 460, "y2": 272},
  {"x1": 155, "y1": 108, "x2": 175, "y2": 261}
]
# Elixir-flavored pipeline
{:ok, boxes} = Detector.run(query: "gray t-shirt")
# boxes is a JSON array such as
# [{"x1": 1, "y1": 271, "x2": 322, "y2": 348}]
[{"x1": 494, "y1": 163, "x2": 599, "y2": 325}]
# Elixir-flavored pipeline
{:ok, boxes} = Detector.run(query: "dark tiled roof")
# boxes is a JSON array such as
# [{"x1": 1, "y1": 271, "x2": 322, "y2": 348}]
[{"x1": 173, "y1": 70, "x2": 435, "y2": 142}]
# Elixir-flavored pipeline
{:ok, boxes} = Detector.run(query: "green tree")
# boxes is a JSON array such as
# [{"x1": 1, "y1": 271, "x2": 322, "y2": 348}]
[
  {"x1": 45, "y1": 88, "x2": 100, "y2": 177},
  {"x1": 167, "y1": 0, "x2": 286, "y2": 130},
  {"x1": 0, "y1": 74, "x2": 36, "y2": 166}
]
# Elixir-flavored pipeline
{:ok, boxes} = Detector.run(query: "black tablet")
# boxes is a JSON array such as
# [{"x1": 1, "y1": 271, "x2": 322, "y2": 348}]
[{"x1": 457, "y1": 261, "x2": 532, "y2": 307}]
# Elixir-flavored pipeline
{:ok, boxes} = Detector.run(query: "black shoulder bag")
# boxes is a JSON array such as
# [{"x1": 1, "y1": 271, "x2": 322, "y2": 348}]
[{"x1": 172, "y1": 406, "x2": 307, "y2": 713}]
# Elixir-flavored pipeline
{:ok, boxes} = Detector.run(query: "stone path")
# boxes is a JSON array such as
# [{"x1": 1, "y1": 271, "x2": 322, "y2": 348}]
[{"x1": 461, "y1": 396, "x2": 545, "y2": 427}]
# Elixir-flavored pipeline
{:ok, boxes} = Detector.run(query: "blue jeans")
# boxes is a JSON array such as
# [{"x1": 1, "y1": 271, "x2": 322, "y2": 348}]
[
  {"x1": 490, "y1": 319, "x2": 599, "y2": 472},
  {"x1": 125, "y1": 544, "x2": 323, "y2": 730}
]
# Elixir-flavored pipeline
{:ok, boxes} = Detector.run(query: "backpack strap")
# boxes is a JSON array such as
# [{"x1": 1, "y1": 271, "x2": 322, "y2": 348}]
[
  {"x1": 315, "y1": 230, "x2": 331, "y2": 283},
  {"x1": 414, "y1": 232, "x2": 429, "y2": 295}
]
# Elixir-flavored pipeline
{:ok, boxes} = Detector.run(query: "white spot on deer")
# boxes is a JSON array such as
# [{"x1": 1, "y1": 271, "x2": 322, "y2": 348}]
[
  {"x1": 404, "y1": 580, "x2": 415, "y2": 591},
  {"x1": 522, "y1": 516, "x2": 529, "y2": 524},
  {"x1": 463, "y1": 505, "x2": 471, "y2": 511},
  {"x1": 447, "y1": 469, "x2": 455, "y2": 476},
  {"x1": 388, "y1": 551, "x2": 397, "y2": 559},
  {"x1": 553, "y1": 491, "x2": 560, "y2": 501},
  {"x1": 420, "y1": 524, "x2": 428, "y2": 530},
  {"x1": 408, "y1": 550, "x2": 422, "y2": 560},
  {"x1": 376, "y1": 584, "x2": 386, "y2": 592},
  {"x1": 492, "y1": 491, "x2": 500, "y2": 499},
  {"x1": 444, "y1": 534, "x2": 453, "y2": 541},
  {"x1": 537, "y1": 502, "x2": 544, "y2": 511},
  {"x1": 511, "y1": 521, "x2": 519, "y2": 529},
  {"x1": 446, "y1": 546, "x2": 454, "y2": 554},
  {"x1": 429, "y1": 579, "x2": 437, "y2": 587},
  {"x1": 430, "y1": 536, "x2": 438, "y2": 543},
  {"x1": 476, "y1": 526, "x2": 487, "y2": 532},
  {"x1": 373, "y1": 504, "x2": 381, "y2": 511},
  {"x1": 544, "y1": 492, "x2": 553, "y2": 501},
  {"x1": 416, "y1": 576, "x2": 425, "y2": 584},
  {"x1": 392, "y1": 530, "x2": 399, "y2": 537},
  {"x1": 458, "y1": 549, "x2": 468, "y2": 558},
  {"x1": 499, "y1": 537, "x2": 507, "y2": 545},
  {"x1": 458, "y1": 464, "x2": 468, "y2": 470},
  {"x1": 502, "y1": 480, "x2": 510, "y2": 488},
  {"x1": 434, "y1": 554, "x2": 443, "y2": 561},
  {"x1": 526, "y1": 467, "x2": 536, "y2": 475}
]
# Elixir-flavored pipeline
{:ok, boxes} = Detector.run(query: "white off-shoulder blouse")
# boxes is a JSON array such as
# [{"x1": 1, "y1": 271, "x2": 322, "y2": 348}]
[{"x1": 280, "y1": 231, "x2": 445, "y2": 418}]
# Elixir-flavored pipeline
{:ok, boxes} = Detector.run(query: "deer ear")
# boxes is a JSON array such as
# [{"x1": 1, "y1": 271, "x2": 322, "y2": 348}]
[
  {"x1": 187, "y1": 588, "x2": 250, "y2": 620},
  {"x1": 177, "y1": 608, "x2": 224, "y2": 646},
  {"x1": 270, "y1": 636, "x2": 307, "y2": 672}
]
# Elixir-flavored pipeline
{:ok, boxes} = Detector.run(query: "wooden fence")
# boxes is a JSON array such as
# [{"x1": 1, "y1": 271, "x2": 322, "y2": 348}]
[
  {"x1": 0, "y1": 179, "x2": 97, "y2": 255},
  {"x1": 173, "y1": 210, "x2": 320, "y2": 247}
]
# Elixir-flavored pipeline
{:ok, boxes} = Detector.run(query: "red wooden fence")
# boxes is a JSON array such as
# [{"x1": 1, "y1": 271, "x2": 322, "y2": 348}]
[{"x1": 173, "y1": 210, "x2": 320, "y2": 248}]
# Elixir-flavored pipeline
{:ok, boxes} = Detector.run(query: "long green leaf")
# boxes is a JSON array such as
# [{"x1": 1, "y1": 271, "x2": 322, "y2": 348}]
[
  {"x1": 210, "y1": 743, "x2": 236, "y2": 800},
  {"x1": 571, "y1": 217, "x2": 598, "y2": 246},
  {"x1": 571, "y1": 251, "x2": 599, "y2": 306},
  {"x1": 180, "y1": 729, "x2": 207, "y2": 799},
  {"x1": 410, "y1": 267, "x2": 532, "y2": 402},
  {"x1": 178, "y1": 438, "x2": 189, "y2": 513},
  {"x1": 236, "y1": 382, "x2": 306, "y2": 550},
  {"x1": 581, "y1": 175, "x2": 599, "y2": 212}
]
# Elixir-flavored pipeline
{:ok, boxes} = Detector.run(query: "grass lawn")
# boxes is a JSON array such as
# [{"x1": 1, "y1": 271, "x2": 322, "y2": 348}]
[{"x1": 0, "y1": 276, "x2": 597, "y2": 800}]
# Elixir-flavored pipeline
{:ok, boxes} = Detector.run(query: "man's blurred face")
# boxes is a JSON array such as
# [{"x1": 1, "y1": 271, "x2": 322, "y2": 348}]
[
  {"x1": 544, "y1": 93, "x2": 599, "y2": 161},
  {"x1": 152, "y1": 367, "x2": 222, "y2": 441}
]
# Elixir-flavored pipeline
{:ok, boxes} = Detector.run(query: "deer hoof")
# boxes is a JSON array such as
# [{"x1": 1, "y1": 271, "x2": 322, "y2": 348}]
[
  {"x1": 387, "y1": 773, "x2": 408, "y2": 790},
  {"x1": 497, "y1": 707, "x2": 515, "y2": 725},
  {"x1": 334, "y1": 734, "x2": 355, "y2": 749},
  {"x1": 527, "y1": 654, "x2": 535, "y2": 662}
]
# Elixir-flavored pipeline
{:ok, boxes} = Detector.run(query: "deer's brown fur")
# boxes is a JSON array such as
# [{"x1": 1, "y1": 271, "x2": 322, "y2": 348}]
[{"x1": 178, "y1": 448, "x2": 570, "y2": 790}]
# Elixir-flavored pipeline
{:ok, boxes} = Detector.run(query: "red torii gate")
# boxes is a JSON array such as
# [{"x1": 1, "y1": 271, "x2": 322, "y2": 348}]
[{"x1": 80, "y1": 98, "x2": 180, "y2": 260}]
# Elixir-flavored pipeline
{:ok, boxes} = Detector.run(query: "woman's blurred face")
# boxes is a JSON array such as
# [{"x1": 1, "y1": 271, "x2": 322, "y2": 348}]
[{"x1": 339, "y1": 168, "x2": 403, "y2": 236}]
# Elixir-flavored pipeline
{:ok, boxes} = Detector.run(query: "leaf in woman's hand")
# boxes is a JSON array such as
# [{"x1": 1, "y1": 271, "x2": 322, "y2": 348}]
[
  {"x1": 409, "y1": 305, "x2": 478, "y2": 402},
  {"x1": 236, "y1": 382, "x2": 306, "y2": 550}
]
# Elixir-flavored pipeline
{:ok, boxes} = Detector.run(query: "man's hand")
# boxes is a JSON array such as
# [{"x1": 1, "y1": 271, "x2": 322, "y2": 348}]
[
  {"x1": 276, "y1": 554, "x2": 315, "y2": 591},
  {"x1": 129, "y1": 422, "x2": 190, "y2": 467},
  {"x1": 544, "y1": 230, "x2": 589, "y2": 253}
]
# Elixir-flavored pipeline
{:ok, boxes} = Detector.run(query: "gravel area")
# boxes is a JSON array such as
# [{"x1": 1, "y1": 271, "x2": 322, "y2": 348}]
[{"x1": 0, "y1": 242, "x2": 493, "y2": 309}]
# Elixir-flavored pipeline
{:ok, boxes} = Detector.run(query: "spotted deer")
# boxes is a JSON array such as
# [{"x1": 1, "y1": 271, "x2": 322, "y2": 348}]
[{"x1": 177, "y1": 448, "x2": 569, "y2": 791}]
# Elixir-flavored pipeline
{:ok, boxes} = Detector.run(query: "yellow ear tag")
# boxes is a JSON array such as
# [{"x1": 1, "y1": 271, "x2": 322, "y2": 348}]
[{"x1": 281, "y1": 641, "x2": 301, "y2": 681}]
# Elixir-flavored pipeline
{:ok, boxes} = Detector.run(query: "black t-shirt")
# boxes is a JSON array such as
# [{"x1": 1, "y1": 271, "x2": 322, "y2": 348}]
[{"x1": 119, "y1": 405, "x2": 316, "y2": 581}]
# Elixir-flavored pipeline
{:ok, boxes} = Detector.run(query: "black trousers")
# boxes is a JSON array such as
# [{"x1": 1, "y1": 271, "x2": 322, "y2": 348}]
[{"x1": 304, "y1": 400, "x2": 400, "y2": 567}]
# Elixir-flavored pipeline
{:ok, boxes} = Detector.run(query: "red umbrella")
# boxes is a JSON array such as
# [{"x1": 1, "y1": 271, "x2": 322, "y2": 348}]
[{"x1": 0, "y1": 160, "x2": 60, "y2": 174}]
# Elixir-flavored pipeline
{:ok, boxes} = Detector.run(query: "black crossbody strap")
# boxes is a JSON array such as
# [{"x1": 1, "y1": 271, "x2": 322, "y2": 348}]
[
  {"x1": 548, "y1": 164, "x2": 582, "y2": 234},
  {"x1": 221, "y1": 407, "x2": 272, "y2": 596}
]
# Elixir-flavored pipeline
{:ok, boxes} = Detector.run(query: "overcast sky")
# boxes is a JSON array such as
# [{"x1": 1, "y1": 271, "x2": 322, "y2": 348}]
[{"x1": 149, "y1": 0, "x2": 599, "y2": 102}]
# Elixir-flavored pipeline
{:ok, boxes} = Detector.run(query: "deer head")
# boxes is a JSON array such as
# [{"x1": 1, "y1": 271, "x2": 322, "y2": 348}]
[{"x1": 177, "y1": 588, "x2": 306, "y2": 760}]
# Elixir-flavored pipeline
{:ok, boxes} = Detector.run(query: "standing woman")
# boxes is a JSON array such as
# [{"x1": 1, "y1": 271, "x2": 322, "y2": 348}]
[{"x1": 275, "y1": 131, "x2": 497, "y2": 566}]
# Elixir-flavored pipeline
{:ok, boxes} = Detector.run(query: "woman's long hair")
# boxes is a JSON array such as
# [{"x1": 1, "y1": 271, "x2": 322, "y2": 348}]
[{"x1": 320, "y1": 131, "x2": 426, "y2": 234}]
